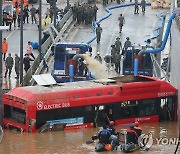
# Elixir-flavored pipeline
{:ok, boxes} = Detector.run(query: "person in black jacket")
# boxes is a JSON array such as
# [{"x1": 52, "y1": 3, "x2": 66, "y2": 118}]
[{"x1": 23, "y1": 54, "x2": 34, "y2": 73}]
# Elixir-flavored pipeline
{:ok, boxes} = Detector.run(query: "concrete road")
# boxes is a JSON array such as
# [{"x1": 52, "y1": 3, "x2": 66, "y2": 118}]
[{"x1": 2, "y1": 0, "x2": 163, "y2": 90}]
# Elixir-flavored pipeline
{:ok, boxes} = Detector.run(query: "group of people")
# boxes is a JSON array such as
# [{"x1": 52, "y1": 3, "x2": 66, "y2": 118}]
[
  {"x1": 96, "y1": 121, "x2": 142, "y2": 151},
  {"x1": 134, "y1": 0, "x2": 146, "y2": 15},
  {"x1": 72, "y1": 3, "x2": 99, "y2": 25},
  {"x1": 2, "y1": 5, "x2": 39, "y2": 31},
  {"x1": 2, "y1": 3, "x2": 66, "y2": 31},
  {"x1": 2, "y1": 38, "x2": 36, "y2": 79}
]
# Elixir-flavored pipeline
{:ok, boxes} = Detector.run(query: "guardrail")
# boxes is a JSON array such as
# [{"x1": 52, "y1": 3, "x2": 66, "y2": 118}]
[{"x1": 23, "y1": 9, "x2": 73, "y2": 86}]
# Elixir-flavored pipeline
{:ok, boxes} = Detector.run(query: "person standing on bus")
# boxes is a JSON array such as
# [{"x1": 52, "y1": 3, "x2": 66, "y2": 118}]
[
  {"x1": 26, "y1": 41, "x2": 35, "y2": 60},
  {"x1": 4, "y1": 53, "x2": 14, "y2": 78},
  {"x1": 96, "y1": 24, "x2": 102, "y2": 44},
  {"x1": 30, "y1": 5, "x2": 37, "y2": 24},
  {"x1": 118, "y1": 14, "x2": 125, "y2": 33}
]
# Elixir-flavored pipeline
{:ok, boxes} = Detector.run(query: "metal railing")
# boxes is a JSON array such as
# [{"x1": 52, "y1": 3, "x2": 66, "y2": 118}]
[{"x1": 23, "y1": 9, "x2": 73, "y2": 86}]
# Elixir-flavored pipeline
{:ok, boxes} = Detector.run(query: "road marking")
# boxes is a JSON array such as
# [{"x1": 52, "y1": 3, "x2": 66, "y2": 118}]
[{"x1": 6, "y1": 29, "x2": 17, "y2": 40}]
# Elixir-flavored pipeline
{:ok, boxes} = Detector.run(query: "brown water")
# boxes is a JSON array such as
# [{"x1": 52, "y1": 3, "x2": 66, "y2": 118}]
[{"x1": 0, "y1": 121, "x2": 179, "y2": 154}]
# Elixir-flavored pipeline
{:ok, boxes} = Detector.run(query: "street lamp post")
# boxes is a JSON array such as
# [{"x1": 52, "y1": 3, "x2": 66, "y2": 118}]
[
  {"x1": 20, "y1": 0, "x2": 24, "y2": 86},
  {"x1": 39, "y1": 0, "x2": 42, "y2": 61},
  {"x1": 53, "y1": 0, "x2": 56, "y2": 27}
]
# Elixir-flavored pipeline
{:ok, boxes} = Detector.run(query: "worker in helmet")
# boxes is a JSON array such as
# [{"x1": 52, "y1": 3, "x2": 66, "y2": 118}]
[
  {"x1": 107, "y1": 121, "x2": 116, "y2": 135},
  {"x1": 134, "y1": 121, "x2": 142, "y2": 137}
]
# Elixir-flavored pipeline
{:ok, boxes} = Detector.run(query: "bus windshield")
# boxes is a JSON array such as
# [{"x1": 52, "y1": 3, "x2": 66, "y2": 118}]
[{"x1": 4, "y1": 104, "x2": 26, "y2": 124}]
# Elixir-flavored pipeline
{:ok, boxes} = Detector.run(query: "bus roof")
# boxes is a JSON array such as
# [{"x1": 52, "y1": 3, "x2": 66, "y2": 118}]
[{"x1": 3, "y1": 75, "x2": 177, "y2": 104}]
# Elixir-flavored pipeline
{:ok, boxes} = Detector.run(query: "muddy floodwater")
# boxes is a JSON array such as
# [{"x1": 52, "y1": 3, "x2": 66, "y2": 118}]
[{"x1": 0, "y1": 121, "x2": 179, "y2": 154}]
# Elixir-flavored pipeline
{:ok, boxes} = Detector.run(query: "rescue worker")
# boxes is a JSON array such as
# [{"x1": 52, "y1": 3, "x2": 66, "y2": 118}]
[
  {"x1": 110, "y1": 45, "x2": 116, "y2": 65},
  {"x1": 14, "y1": 54, "x2": 20, "y2": 79},
  {"x1": 141, "y1": 0, "x2": 146, "y2": 14},
  {"x1": 26, "y1": 41, "x2": 35, "y2": 60},
  {"x1": 4, "y1": 53, "x2": 14, "y2": 78},
  {"x1": 23, "y1": 54, "x2": 34, "y2": 73},
  {"x1": 114, "y1": 52, "x2": 121, "y2": 74},
  {"x1": 114, "y1": 37, "x2": 122, "y2": 53},
  {"x1": 134, "y1": 0, "x2": 139, "y2": 14},
  {"x1": 96, "y1": 24, "x2": 102, "y2": 43},
  {"x1": 122, "y1": 37, "x2": 132, "y2": 55},
  {"x1": 127, "y1": 124, "x2": 138, "y2": 144},
  {"x1": 2, "y1": 38, "x2": 8, "y2": 61},
  {"x1": 107, "y1": 121, "x2": 116, "y2": 135},
  {"x1": 98, "y1": 125, "x2": 111, "y2": 144},
  {"x1": 134, "y1": 121, "x2": 142, "y2": 137},
  {"x1": 94, "y1": 52, "x2": 102, "y2": 63},
  {"x1": 72, "y1": 3, "x2": 78, "y2": 22},
  {"x1": 118, "y1": 14, "x2": 125, "y2": 33},
  {"x1": 93, "y1": 4, "x2": 98, "y2": 21}
]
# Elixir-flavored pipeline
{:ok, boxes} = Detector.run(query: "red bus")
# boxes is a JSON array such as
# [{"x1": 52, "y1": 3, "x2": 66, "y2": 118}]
[{"x1": 2, "y1": 75, "x2": 178, "y2": 133}]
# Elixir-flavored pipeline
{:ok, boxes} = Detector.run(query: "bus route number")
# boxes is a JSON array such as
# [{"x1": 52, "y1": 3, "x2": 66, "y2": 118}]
[{"x1": 62, "y1": 102, "x2": 70, "y2": 108}]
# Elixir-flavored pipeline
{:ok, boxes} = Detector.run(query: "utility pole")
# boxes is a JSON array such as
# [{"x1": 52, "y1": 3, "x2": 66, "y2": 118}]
[
  {"x1": 0, "y1": 0, "x2": 3, "y2": 126},
  {"x1": 53, "y1": 0, "x2": 57, "y2": 27},
  {"x1": 67, "y1": 0, "x2": 70, "y2": 11},
  {"x1": 20, "y1": 0, "x2": 24, "y2": 86},
  {"x1": 39, "y1": 0, "x2": 42, "y2": 61}
]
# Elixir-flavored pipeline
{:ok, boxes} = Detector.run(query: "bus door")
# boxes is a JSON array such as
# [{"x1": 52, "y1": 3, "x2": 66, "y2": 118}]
[
  {"x1": 159, "y1": 97, "x2": 176, "y2": 121},
  {"x1": 94, "y1": 105, "x2": 110, "y2": 127}
]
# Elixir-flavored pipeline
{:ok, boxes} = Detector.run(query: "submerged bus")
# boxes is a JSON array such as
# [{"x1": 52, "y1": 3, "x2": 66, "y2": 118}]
[
  {"x1": 123, "y1": 46, "x2": 153, "y2": 76},
  {"x1": 2, "y1": 75, "x2": 178, "y2": 132},
  {"x1": 52, "y1": 43, "x2": 92, "y2": 83}
]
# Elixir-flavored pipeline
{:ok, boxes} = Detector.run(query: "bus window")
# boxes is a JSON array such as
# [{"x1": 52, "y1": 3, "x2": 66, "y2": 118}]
[
  {"x1": 4, "y1": 105, "x2": 26, "y2": 124},
  {"x1": 36, "y1": 106, "x2": 95, "y2": 129},
  {"x1": 119, "y1": 101, "x2": 139, "y2": 118},
  {"x1": 138, "y1": 99, "x2": 158, "y2": 116},
  {"x1": 159, "y1": 97, "x2": 174, "y2": 121},
  {"x1": 117, "y1": 99, "x2": 159, "y2": 119}
]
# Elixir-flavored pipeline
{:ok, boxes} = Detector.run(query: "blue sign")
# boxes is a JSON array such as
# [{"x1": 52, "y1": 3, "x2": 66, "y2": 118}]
[{"x1": 46, "y1": 117, "x2": 84, "y2": 126}]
